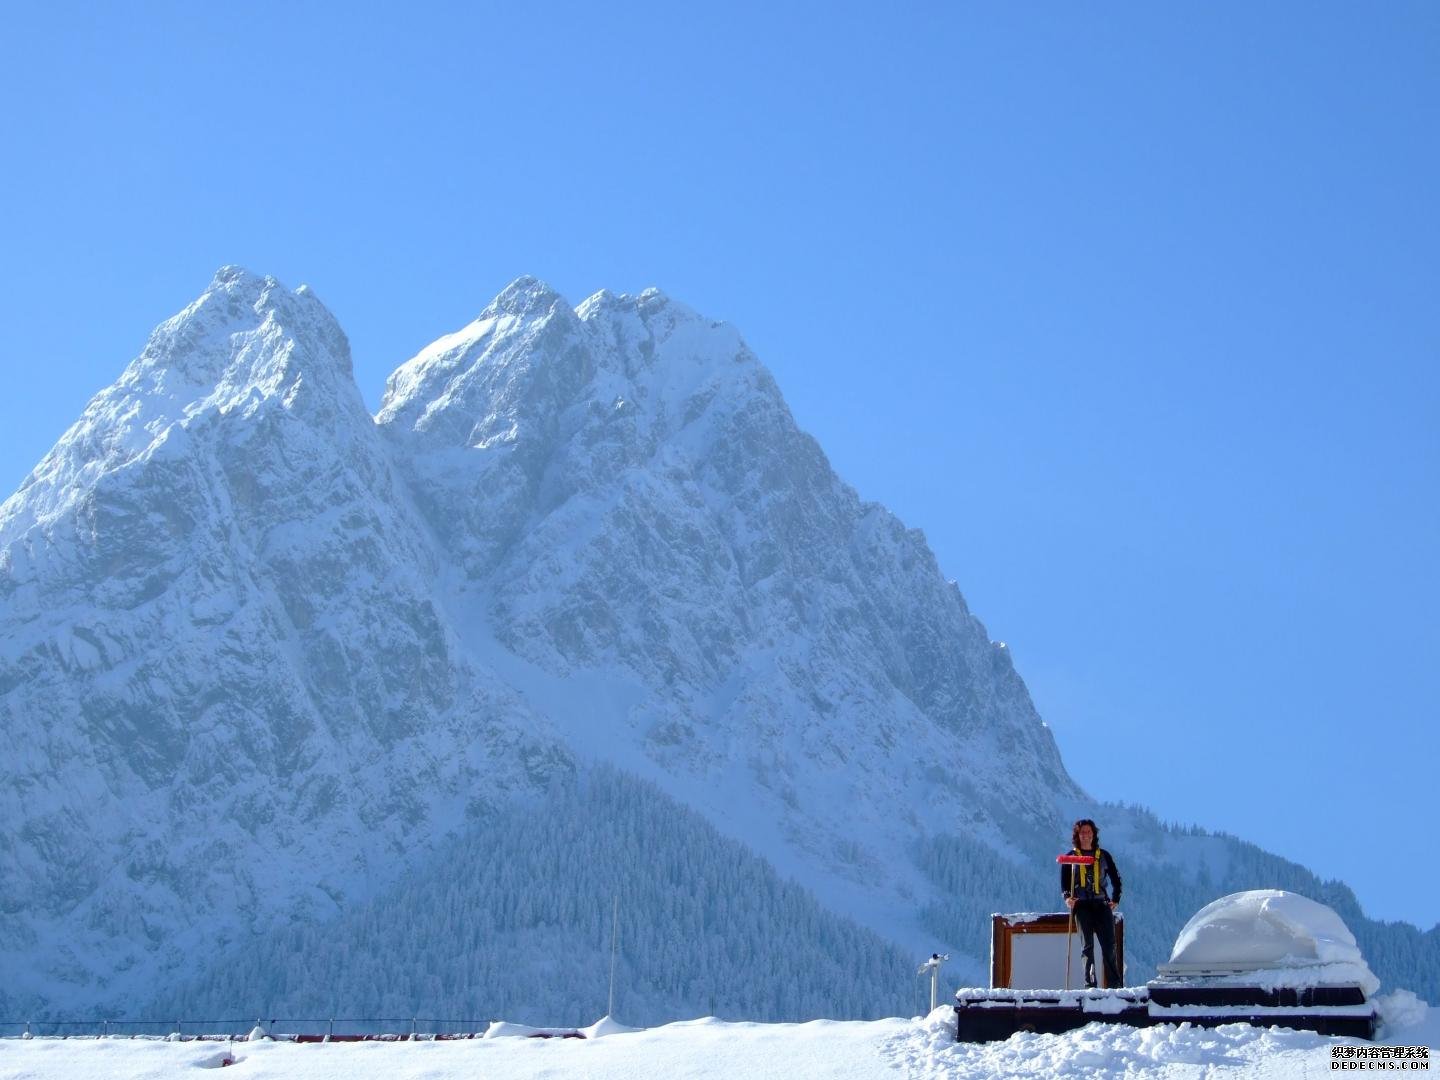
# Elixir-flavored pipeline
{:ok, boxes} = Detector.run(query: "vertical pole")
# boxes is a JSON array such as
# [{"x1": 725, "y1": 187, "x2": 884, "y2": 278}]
[
  {"x1": 1065, "y1": 909, "x2": 1075, "y2": 991},
  {"x1": 608, "y1": 894, "x2": 619, "y2": 1018},
  {"x1": 917, "y1": 954, "x2": 946, "y2": 1014},
  {"x1": 327, "y1": 1018, "x2": 333, "y2": 1043},
  {"x1": 1064, "y1": 861, "x2": 1076, "y2": 992}
]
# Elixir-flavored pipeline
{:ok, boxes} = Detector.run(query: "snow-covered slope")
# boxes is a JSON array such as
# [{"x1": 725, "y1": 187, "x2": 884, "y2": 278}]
[
  {"x1": 1, "y1": 998, "x2": 1435, "y2": 1080},
  {"x1": 1, "y1": 269, "x2": 1432, "y2": 1018}
]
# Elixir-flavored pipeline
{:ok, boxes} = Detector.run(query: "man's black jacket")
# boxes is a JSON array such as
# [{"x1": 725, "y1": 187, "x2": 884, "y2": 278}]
[{"x1": 1059, "y1": 848, "x2": 1122, "y2": 903}]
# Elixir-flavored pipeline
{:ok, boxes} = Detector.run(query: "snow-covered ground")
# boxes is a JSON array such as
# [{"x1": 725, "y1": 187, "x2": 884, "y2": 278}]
[{"x1": 2, "y1": 1002, "x2": 1434, "y2": 1080}]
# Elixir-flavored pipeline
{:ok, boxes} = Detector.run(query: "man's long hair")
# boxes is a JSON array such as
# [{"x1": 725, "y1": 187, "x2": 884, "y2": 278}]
[{"x1": 1071, "y1": 818, "x2": 1100, "y2": 849}]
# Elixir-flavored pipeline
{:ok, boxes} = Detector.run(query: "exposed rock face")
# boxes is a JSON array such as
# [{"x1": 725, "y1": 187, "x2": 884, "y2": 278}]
[{"x1": 0, "y1": 268, "x2": 1078, "y2": 1014}]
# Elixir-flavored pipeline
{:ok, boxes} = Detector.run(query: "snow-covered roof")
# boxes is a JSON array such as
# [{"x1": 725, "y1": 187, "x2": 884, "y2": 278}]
[{"x1": 1157, "y1": 890, "x2": 1379, "y2": 995}]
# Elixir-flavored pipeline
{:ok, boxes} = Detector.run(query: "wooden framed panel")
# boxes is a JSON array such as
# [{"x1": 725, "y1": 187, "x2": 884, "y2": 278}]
[{"x1": 990, "y1": 912, "x2": 1126, "y2": 989}]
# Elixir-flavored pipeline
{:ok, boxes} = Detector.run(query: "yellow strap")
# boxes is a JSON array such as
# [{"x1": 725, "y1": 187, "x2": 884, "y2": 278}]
[{"x1": 1074, "y1": 847, "x2": 1103, "y2": 893}]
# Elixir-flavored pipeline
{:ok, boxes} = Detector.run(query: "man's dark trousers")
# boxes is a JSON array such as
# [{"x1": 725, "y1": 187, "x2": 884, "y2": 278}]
[{"x1": 1074, "y1": 899, "x2": 1121, "y2": 987}]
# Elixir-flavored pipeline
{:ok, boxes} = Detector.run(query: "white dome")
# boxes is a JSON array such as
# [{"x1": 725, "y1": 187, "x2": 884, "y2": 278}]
[{"x1": 1160, "y1": 890, "x2": 1379, "y2": 994}]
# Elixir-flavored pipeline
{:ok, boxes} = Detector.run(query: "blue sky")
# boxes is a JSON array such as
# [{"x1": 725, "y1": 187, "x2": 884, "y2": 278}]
[{"x1": 1, "y1": 3, "x2": 1436, "y2": 928}]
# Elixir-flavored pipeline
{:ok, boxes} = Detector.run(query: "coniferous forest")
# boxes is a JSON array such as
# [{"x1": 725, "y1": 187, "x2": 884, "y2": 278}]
[
  {"x1": 146, "y1": 768, "x2": 1437, "y2": 1027},
  {"x1": 151, "y1": 767, "x2": 916, "y2": 1027}
]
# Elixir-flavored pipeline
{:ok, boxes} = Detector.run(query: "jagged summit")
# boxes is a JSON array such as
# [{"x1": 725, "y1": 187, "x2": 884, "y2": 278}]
[
  {"x1": 482, "y1": 274, "x2": 569, "y2": 319},
  {"x1": 0, "y1": 268, "x2": 357, "y2": 545},
  {"x1": 91, "y1": 264, "x2": 352, "y2": 421},
  {"x1": 156, "y1": 265, "x2": 352, "y2": 379},
  {"x1": 377, "y1": 277, "x2": 756, "y2": 455},
  {"x1": 210, "y1": 263, "x2": 261, "y2": 288}
]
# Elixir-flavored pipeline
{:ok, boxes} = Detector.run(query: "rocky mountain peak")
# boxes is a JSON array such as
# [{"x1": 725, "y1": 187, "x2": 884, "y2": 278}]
[
  {"x1": 379, "y1": 278, "x2": 762, "y2": 454},
  {"x1": 144, "y1": 265, "x2": 352, "y2": 387},
  {"x1": 376, "y1": 277, "x2": 593, "y2": 445},
  {"x1": 0, "y1": 269, "x2": 358, "y2": 545},
  {"x1": 482, "y1": 274, "x2": 569, "y2": 320}
]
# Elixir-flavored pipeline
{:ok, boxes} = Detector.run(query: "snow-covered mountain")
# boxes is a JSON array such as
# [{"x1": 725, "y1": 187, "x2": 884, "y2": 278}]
[
  {"x1": 371, "y1": 274, "x2": 1078, "y2": 908},
  {"x1": 1, "y1": 269, "x2": 1433, "y2": 1019}
]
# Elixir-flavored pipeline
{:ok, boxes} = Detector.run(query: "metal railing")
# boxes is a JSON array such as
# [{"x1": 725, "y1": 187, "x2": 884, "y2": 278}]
[{"x1": 0, "y1": 1017, "x2": 494, "y2": 1041}]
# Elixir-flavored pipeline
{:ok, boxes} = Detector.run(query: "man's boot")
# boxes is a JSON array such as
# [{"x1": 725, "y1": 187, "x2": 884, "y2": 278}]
[{"x1": 1104, "y1": 955, "x2": 1122, "y2": 988}]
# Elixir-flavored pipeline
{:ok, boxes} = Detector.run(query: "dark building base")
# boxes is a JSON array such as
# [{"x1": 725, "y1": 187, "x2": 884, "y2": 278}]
[{"x1": 955, "y1": 984, "x2": 1377, "y2": 1043}]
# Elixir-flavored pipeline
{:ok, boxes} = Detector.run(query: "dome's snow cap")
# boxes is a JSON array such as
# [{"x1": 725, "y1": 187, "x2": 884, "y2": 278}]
[{"x1": 1163, "y1": 890, "x2": 1379, "y2": 994}]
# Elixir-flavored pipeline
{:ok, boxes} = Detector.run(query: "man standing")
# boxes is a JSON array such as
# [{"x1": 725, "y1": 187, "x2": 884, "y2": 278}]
[{"x1": 1060, "y1": 818, "x2": 1123, "y2": 988}]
